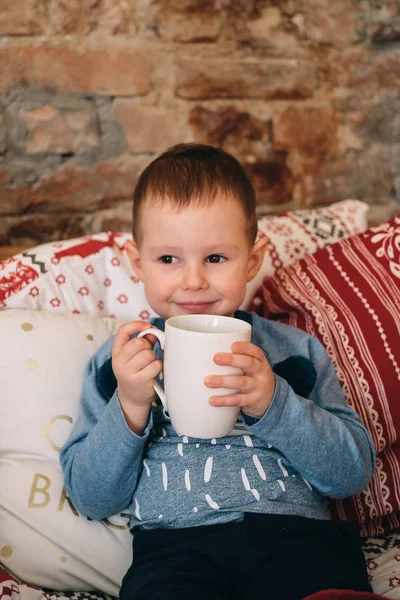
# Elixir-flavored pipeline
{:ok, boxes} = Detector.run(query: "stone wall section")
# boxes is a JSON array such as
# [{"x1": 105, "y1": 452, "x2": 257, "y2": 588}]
[{"x1": 0, "y1": 0, "x2": 399, "y2": 246}]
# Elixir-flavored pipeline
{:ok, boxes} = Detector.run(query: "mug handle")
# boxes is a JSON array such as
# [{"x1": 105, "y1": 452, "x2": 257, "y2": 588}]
[{"x1": 137, "y1": 328, "x2": 167, "y2": 411}]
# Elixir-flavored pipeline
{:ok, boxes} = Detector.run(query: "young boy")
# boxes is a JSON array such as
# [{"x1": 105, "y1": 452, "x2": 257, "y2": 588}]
[{"x1": 61, "y1": 144, "x2": 376, "y2": 600}]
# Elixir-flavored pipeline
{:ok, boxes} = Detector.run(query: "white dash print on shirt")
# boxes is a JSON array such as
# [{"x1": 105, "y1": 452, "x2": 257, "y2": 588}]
[
  {"x1": 178, "y1": 443, "x2": 183, "y2": 456},
  {"x1": 162, "y1": 463, "x2": 168, "y2": 491},
  {"x1": 226, "y1": 445, "x2": 231, "y2": 449},
  {"x1": 278, "y1": 458, "x2": 288, "y2": 477},
  {"x1": 277, "y1": 479, "x2": 286, "y2": 492},
  {"x1": 143, "y1": 459, "x2": 150, "y2": 477},
  {"x1": 253, "y1": 455, "x2": 266, "y2": 480},
  {"x1": 135, "y1": 498, "x2": 141, "y2": 520},
  {"x1": 205, "y1": 494, "x2": 220, "y2": 509},
  {"x1": 241, "y1": 468, "x2": 260, "y2": 500},
  {"x1": 301, "y1": 475, "x2": 312, "y2": 490},
  {"x1": 243, "y1": 435, "x2": 253, "y2": 447},
  {"x1": 211, "y1": 438, "x2": 217, "y2": 445},
  {"x1": 185, "y1": 469, "x2": 191, "y2": 491},
  {"x1": 204, "y1": 457, "x2": 213, "y2": 482},
  {"x1": 183, "y1": 436, "x2": 189, "y2": 444}
]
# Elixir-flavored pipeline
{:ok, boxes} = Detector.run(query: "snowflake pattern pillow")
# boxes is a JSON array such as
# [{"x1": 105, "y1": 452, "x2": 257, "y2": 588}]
[
  {"x1": 0, "y1": 200, "x2": 368, "y2": 319},
  {"x1": 250, "y1": 215, "x2": 400, "y2": 538}
]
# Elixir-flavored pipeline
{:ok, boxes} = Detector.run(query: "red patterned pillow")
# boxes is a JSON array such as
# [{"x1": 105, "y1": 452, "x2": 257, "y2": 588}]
[
  {"x1": 250, "y1": 216, "x2": 400, "y2": 537},
  {"x1": 0, "y1": 232, "x2": 155, "y2": 321},
  {"x1": 0, "y1": 200, "x2": 368, "y2": 318}
]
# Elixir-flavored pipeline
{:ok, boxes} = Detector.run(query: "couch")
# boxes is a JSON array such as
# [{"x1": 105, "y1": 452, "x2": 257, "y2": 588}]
[{"x1": 1, "y1": 199, "x2": 400, "y2": 599}]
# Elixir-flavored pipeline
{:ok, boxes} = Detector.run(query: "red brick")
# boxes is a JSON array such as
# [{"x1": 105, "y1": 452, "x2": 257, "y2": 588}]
[
  {"x1": 58, "y1": 0, "x2": 135, "y2": 35},
  {"x1": 2, "y1": 214, "x2": 87, "y2": 246},
  {"x1": 114, "y1": 103, "x2": 189, "y2": 153},
  {"x1": 245, "y1": 158, "x2": 295, "y2": 206},
  {"x1": 0, "y1": 0, "x2": 48, "y2": 35},
  {"x1": 328, "y1": 46, "x2": 400, "y2": 95},
  {"x1": 150, "y1": 0, "x2": 220, "y2": 42},
  {"x1": 225, "y1": 4, "x2": 301, "y2": 53},
  {"x1": 189, "y1": 105, "x2": 271, "y2": 159},
  {"x1": 301, "y1": 0, "x2": 365, "y2": 43},
  {"x1": 0, "y1": 168, "x2": 11, "y2": 186},
  {"x1": 175, "y1": 57, "x2": 317, "y2": 99},
  {"x1": 273, "y1": 106, "x2": 336, "y2": 153},
  {"x1": 0, "y1": 155, "x2": 146, "y2": 215},
  {"x1": 0, "y1": 106, "x2": 6, "y2": 153},
  {"x1": 0, "y1": 44, "x2": 152, "y2": 96}
]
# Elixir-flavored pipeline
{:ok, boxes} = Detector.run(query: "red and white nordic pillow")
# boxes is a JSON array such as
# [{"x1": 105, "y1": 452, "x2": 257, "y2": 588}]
[
  {"x1": 0, "y1": 200, "x2": 368, "y2": 317},
  {"x1": 250, "y1": 215, "x2": 400, "y2": 537}
]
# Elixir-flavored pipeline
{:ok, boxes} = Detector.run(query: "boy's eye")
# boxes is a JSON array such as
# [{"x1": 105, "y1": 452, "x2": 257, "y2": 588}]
[
  {"x1": 159, "y1": 255, "x2": 178, "y2": 264},
  {"x1": 206, "y1": 254, "x2": 226, "y2": 264}
]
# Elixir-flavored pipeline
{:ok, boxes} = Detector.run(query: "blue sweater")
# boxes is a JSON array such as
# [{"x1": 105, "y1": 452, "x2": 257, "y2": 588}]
[{"x1": 60, "y1": 311, "x2": 375, "y2": 531}]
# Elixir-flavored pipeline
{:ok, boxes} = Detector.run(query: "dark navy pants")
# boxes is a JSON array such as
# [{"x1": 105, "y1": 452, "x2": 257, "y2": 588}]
[{"x1": 120, "y1": 513, "x2": 372, "y2": 600}]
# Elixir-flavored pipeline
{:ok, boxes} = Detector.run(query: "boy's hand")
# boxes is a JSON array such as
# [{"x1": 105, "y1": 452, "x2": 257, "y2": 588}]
[
  {"x1": 204, "y1": 342, "x2": 275, "y2": 420},
  {"x1": 112, "y1": 321, "x2": 162, "y2": 433}
]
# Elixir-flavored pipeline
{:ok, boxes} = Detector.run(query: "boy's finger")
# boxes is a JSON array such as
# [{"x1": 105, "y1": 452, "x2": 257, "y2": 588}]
[
  {"x1": 209, "y1": 393, "x2": 245, "y2": 407},
  {"x1": 230, "y1": 341, "x2": 266, "y2": 360},
  {"x1": 205, "y1": 374, "x2": 251, "y2": 392},
  {"x1": 114, "y1": 336, "x2": 155, "y2": 365},
  {"x1": 130, "y1": 345, "x2": 163, "y2": 374},
  {"x1": 112, "y1": 321, "x2": 157, "y2": 355},
  {"x1": 135, "y1": 358, "x2": 163, "y2": 382},
  {"x1": 213, "y1": 352, "x2": 259, "y2": 375}
]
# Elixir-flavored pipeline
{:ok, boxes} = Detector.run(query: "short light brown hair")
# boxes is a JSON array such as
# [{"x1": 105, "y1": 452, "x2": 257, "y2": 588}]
[{"x1": 132, "y1": 143, "x2": 258, "y2": 246}]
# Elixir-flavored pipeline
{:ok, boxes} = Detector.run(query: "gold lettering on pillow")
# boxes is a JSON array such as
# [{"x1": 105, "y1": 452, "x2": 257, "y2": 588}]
[
  {"x1": 29, "y1": 474, "x2": 51, "y2": 508},
  {"x1": 58, "y1": 486, "x2": 79, "y2": 516},
  {"x1": 45, "y1": 415, "x2": 73, "y2": 452}
]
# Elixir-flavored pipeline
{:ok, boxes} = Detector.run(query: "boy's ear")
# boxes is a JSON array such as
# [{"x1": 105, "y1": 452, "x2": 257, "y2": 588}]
[
  {"x1": 124, "y1": 239, "x2": 143, "y2": 281},
  {"x1": 247, "y1": 236, "x2": 267, "y2": 282}
]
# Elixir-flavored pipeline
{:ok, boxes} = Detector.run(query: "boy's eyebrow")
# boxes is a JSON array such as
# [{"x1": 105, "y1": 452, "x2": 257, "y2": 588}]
[{"x1": 149, "y1": 244, "x2": 241, "y2": 253}]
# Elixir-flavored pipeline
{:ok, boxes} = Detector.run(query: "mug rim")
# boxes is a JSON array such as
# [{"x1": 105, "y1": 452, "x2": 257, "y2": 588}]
[{"x1": 165, "y1": 313, "x2": 251, "y2": 334}]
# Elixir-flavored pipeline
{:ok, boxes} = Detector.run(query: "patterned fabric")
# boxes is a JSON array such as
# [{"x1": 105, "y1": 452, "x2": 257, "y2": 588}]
[
  {"x1": 0, "y1": 200, "x2": 368, "y2": 317},
  {"x1": 363, "y1": 528, "x2": 400, "y2": 597},
  {"x1": 0, "y1": 232, "x2": 154, "y2": 322},
  {"x1": 250, "y1": 216, "x2": 400, "y2": 538},
  {"x1": 0, "y1": 564, "x2": 115, "y2": 600}
]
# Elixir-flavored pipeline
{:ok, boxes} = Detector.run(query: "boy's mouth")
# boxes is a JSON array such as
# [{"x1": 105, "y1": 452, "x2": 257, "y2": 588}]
[{"x1": 176, "y1": 302, "x2": 216, "y2": 314}]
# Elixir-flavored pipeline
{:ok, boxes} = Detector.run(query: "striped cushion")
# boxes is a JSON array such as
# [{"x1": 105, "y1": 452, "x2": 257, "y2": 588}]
[{"x1": 250, "y1": 215, "x2": 400, "y2": 537}]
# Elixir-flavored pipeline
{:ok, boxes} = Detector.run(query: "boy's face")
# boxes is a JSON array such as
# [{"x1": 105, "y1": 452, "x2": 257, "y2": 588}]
[{"x1": 126, "y1": 194, "x2": 267, "y2": 319}]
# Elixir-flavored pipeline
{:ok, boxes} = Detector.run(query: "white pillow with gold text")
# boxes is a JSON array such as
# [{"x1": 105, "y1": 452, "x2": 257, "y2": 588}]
[{"x1": 0, "y1": 310, "x2": 131, "y2": 595}]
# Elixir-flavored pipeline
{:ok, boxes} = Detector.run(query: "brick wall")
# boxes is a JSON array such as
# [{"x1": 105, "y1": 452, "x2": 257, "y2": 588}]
[{"x1": 0, "y1": 0, "x2": 399, "y2": 246}]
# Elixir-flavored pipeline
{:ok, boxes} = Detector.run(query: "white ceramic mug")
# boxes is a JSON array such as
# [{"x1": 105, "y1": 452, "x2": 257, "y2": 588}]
[{"x1": 137, "y1": 314, "x2": 252, "y2": 439}]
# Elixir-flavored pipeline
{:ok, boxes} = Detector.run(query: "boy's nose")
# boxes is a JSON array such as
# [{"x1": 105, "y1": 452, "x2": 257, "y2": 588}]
[{"x1": 182, "y1": 265, "x2": 208, "y2": 290}]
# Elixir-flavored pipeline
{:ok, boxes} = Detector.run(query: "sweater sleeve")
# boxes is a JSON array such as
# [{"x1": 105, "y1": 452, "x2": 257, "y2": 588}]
[
  {"x1": 244, "y1": 329, "x2": 376, "y2": 499},
  {"x1": 60, "y1": 336, "x2": 152, "y2": 521}
]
